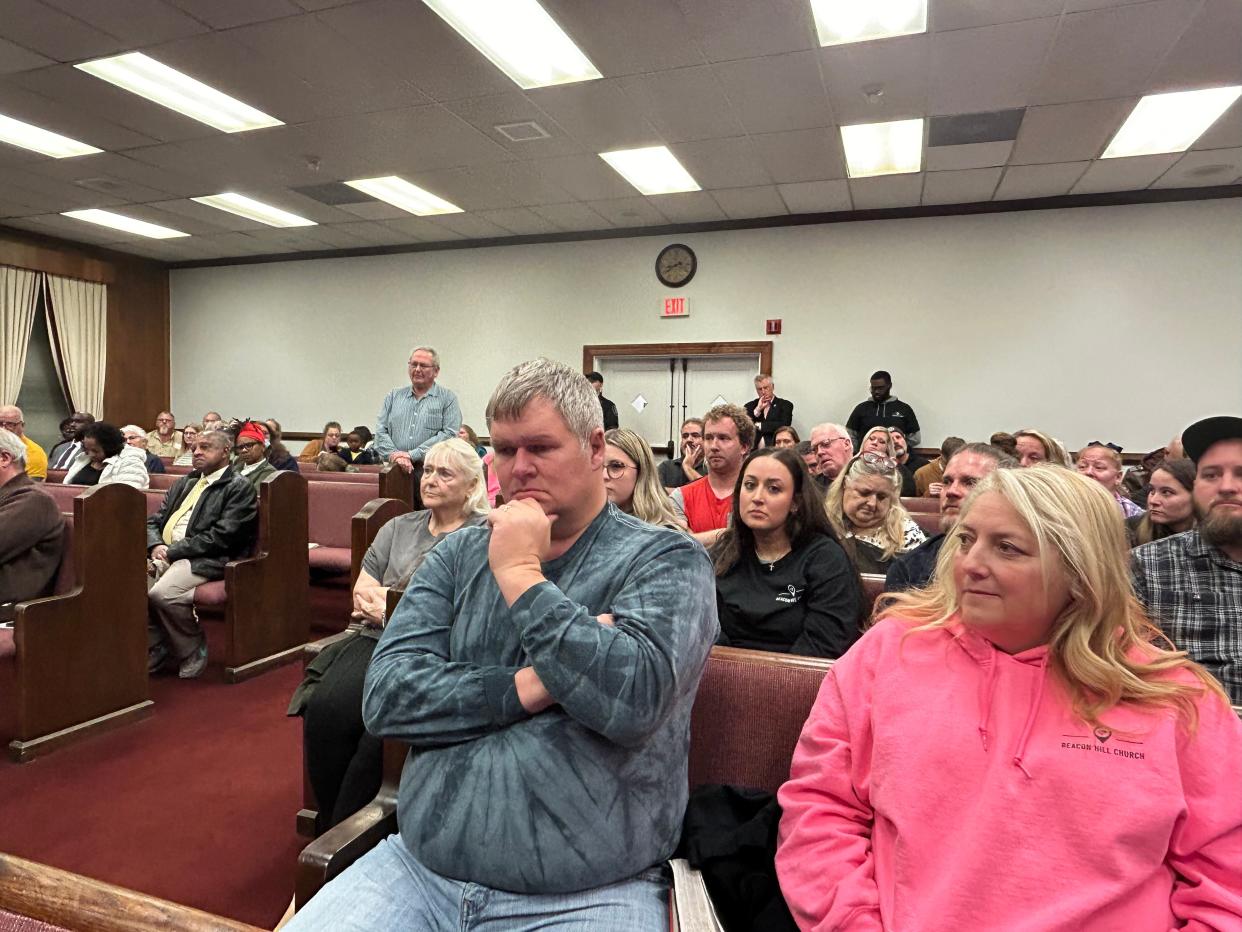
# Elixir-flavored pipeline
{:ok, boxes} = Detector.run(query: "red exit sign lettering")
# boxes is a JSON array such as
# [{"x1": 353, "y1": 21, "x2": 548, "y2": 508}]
[{"x1": 662, "y1": 297, "x2": 689, "y2": 318}]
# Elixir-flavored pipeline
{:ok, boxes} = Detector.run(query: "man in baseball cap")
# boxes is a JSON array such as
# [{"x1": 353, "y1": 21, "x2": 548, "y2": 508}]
[{"x1": 1132, "y1": 415, "x2": 1242, "y2": 704}]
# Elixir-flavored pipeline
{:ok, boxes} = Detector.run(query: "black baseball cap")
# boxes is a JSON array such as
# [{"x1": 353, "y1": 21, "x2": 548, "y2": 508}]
[{"x1": 1182, "y1": 415, "x2": 1242, "y2": 463}]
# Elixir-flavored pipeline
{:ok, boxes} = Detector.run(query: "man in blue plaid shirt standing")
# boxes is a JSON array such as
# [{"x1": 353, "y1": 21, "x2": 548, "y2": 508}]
[
  {"x1": 374, "y1": 345, "x2": 462, "y2": 505},
  {"x1": 1133, "y1": 415, "x2": 1242, "y2": 705}
]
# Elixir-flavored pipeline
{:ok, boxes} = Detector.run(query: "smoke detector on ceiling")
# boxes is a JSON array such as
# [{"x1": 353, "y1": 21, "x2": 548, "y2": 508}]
[{"x1": 495, "y1": 121, "x2": 551, "y2": 142}]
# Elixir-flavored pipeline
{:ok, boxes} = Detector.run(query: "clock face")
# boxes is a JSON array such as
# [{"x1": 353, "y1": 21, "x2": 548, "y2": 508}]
[{"x1": 656, "y1": 243, "x2": 697, "y2": 288}]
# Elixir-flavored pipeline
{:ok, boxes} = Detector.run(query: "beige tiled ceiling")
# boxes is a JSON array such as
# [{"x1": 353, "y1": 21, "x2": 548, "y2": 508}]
[{"x1": 0, "y1": 0, "x2": 1234, "y2": 261}]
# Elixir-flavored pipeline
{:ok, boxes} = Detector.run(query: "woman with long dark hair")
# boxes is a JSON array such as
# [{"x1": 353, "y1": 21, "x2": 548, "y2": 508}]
[
  {"x1": 1128, "y1": 457, "x2": 1196, "y2": 546},
  {"x1": 711, "y1": 447, "x2": 862, "y2": 658}
]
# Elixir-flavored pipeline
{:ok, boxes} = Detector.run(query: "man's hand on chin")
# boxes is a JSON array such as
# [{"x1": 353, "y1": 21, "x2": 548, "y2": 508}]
[{"x1": 488, "y1": 498, "x2": 554, "y2": 606}]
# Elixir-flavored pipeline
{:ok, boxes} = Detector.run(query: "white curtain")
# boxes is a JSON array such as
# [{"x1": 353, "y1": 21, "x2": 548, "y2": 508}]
[
  {"x1": 0, "y1": 265, "x2": 41, "y2": 405},
  {"x1": 44, "y1": 274, "x2": 107, "y2": 417}
]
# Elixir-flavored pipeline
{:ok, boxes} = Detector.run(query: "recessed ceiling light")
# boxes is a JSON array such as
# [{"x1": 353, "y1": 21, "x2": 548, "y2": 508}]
[
  {"x1": 75, "y1": 52, "x2": 282, "y2": 133},
  {"x1": 841, "y1": 118, "x2": 924, "y2": 178},
  {"x1": 343, "y1": 176, "x2": 463, "y2": 216},
  {"x1": 1102, "y1": 86, "x2": 1242, "y2": 159},
  {"x1": 191, "y1": 193, "x2": 316, "y2": 227},
  {"x1": 599, "y1": 146, "x2": 700, "y2": 195},
  {"x1": 811, "y1": 0, "x2": 927, "y2": 47},
  {"x1": 0, "y1": 113, "x2": 101, "y2": 158},
  {"x1": 61, "y1": 209, "x2": 189, "y2": 239},
  {"x1": 422, "y1": 0, "x2": 602, "y2": 89}
]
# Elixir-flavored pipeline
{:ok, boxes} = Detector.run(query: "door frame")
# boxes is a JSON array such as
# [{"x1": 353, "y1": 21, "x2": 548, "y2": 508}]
[{"x1": 582, "y1": 341, "x2": 773, "y2": 375}]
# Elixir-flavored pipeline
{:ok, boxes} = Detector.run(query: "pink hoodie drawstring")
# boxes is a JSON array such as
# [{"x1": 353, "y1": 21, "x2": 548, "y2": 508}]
[
  {"x1": 1011, "y1": 654, "x2": 1049, "y2": 779},
  {"x1": 976, "y1": 655, "x2": 1000, "y2": 751}
]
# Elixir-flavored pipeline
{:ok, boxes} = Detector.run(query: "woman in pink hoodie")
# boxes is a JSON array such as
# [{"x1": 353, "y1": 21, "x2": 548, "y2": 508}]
[{"x1": 776, "y1": 466, "x2": 1242, "y2": 931}]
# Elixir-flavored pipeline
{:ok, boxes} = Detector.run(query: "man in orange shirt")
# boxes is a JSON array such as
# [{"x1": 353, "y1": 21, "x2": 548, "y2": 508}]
[{"x1": 670, "y1": 403, "x2": 754, "y2": 547}]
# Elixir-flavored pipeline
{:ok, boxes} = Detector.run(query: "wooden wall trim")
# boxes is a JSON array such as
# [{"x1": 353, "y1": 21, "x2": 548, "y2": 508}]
[{"x1": 584, "y1": 341, "x2": 774, "y2": 376}]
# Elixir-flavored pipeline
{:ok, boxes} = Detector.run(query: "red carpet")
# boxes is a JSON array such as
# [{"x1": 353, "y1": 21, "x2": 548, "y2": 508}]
[{"x1": 0, "y1": 660, "x2": 306, "y2": 928}]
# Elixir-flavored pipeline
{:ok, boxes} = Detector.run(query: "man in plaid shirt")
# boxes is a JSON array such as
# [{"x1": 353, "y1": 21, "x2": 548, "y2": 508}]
[{"x1": 1133, "y1": 415, "x2": 1242, "y2": 705}]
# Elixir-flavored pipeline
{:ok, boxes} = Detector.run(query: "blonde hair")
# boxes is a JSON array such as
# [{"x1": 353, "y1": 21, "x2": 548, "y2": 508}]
[
  {"x1": 824, "y1": 453, "x2": 910, "y2": 560},
  {"x1": 859, "y1": 426, "x2": 895, "y2": 457},
  {"x1": 1014, "y1": 428, "x2": 1072, "y2": 467},
  {"x1": 424, "y1": 438, "x2": 490, "y2": 516},
  {"x1": 1077, "y1": 444, "x2": 1122, "y2": 470},
  {"x1": 604, "y1": 428, "x2": 685, "y2": 531},
  {"x1": 877, "y1": 466, "x2": 1227, "y2": 730}
]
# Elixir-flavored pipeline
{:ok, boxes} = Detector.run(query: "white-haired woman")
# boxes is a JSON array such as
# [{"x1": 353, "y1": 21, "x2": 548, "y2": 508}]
[
  {"x1": 778, "y1": 466, "x2": 1242, "y2": 931},
  {"x1": 823, "y1": 452, "x2": 924, "y2": 574},
  {"x1": 289, "y1": 437, "x2": 489, "y2": 833}
]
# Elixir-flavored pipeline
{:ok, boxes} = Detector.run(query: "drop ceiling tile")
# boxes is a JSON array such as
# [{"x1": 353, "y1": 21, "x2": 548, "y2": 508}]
[
  {"x1": 933, "y1": 0, "x2": 1066, "y2": 31},
  {"x1": 0, "y1": 166, "x2": 129, "y2": 211},
  {"x1": 526, "y1": 80, "x2": 663, "y2": 152},
  {"x1": 1148, "y1": 0, "x2": 1242, "y2": 91},
  {"x1": 461, "y1": 162, "x2": 573, "y2": 207},
  {"x1": 164, "y1": 0, "x2": 305, "y2": 29},
  {"x1": 929, "y1": 18, "x2": 1058, "y2": 114},
  {"x1": 1194, "y1": 99, "x2": 1242, "y2": 149},
  {"x1": 925, "y1": 140, "x2": 1013, "y2": 171},
  {"x1": 1009, "y1": 99, "x2": 1135, "y2": 165},
  {"x1": 142, "y1": 198, "x2": 266, "y2": 232},
  {"x1": 819, "y1": 35, "x2": 930, "y2": 125},
  {"x1": 994, "y1": 162, "x2": 1091, "y2": 199},
  {"x1": 1070, "y1": 154, "x2": 1181, "y2": 193},
  {"x1": 1030, "y1": 0, "x2": 1199, "y2": 105},
  {"x1": 303, "y1": 224, "x2": 378, "y2": 248},
  {"x1": 647, "y1": 191, "x2": 727, "y2": 223},
  {"x1": 476, "y1": 207, "x2": 562, "y2": 235},
  {"x1": 317, "y1": 0, "x2": 514, "y2": 103},
  {"x1": 525, "y1": 201, "x2": 611, "y2": 232},
  {"x1": 291, "y1": 0, "x2": 366, "y2": 10},
  {"x1": 616, "y1": 66, "x2": 744, "y2": 144},
  {"x1": 585, "y1": 196, "x2": 671, "y2": 226},
  {"x1": 921, "y1": 167, "x2": 1003, "y2": 204},
  {"x1": 198, "y1": 231, "x2": 276, "y2": 256},
  {"x1": 40, "y1": 0, "x2": 209, "y2": 46},
  {"x1": 1152, "y1": 147, "x2": 1242, "y2": 187},
  {"x1": 849, "y1": 174, "x2": 924, "y2": 210},
  {"x1": 1064, "y1": 0, "x2": 1172, "y2": 10},
  {"x1": 712, "y1": 51, "x2": 833, "y2": 135},
  {"x1": 776, "y1": 179, "x2": 852, "y2": 213},
  {"x1": 536, "y1": 154, "x2": 637, "y2": 201},
  {"x1": 441, "y1": 93, "x2": 584, "y2": 159},
  {"x1": 0, "y1": 37, "x2": 53, "y2": 74},
  {"x1": 678, "y1": 0, "x2": 816, "y2": 62},
  {"x1": 17, "y1": 152, "x2": 191, "y2": 198},
  {"x1": 334, "y1": 201, "x2": 412, "y2": 221},
  {"x1": 750, "y1": 128, "x2": 846, "y2": 183},
  {"x1": 397, "y1": 166, "x2": 524, "y2": 212},
  {"x1": 0, "y1": 0, "x2": 130, "y2": 62},
  {"x1": 241, "y1": 226, "x2": 345, "y2": 251},
  {"x1": 339, "y1": 220, "x2": 422, "y2": 246},
  {"x1": 0, "y1": 82, "x2": 163, "y2": 151},
  {"x1": 710, "y1": 186, "x2": 787, "y2": 219},
  {"x1": 671, "y1": 136, "x2": 772, "y2": 188},
  {"x1": 543, "y1": 0, "x2": 705, "y2": 75},
  {"x1": 425, "y1": 213, "x2": 520, "y2": 239}
]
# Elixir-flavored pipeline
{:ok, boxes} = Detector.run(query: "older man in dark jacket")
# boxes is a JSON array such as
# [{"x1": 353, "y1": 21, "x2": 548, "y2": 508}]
[
  {"x1": 146, "y1": 429, "x2": 256, "y2": 679},
  {"x1": 0, "y1": 429, "x2": 64, "y2": 604}
]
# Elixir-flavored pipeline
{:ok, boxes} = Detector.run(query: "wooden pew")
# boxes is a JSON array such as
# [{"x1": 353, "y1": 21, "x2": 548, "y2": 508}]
[
  {"x1": 860, "y1": 573, "x2": 886, "y2": 622},
  {"x1": 293, "y1": 646, "x2": 833, "y2": 909},
  {"x1": 0, "y1": 853, "x2": 264, "y2": 932},
  {"x1": 0, "y1": 483, "x2": 150, "y2": 763},
  {"x1": 911, "y1": 511, "x2": 941, "y2": 535},
  {"x1": 377, "y1": 465, "x2": 418, "y2": 510},
  {"x1": 901, "y1": 496, "x2": 939, "y2": 513},
  {"x1": 307, "y1": 483, "x2": 392, "y2": 633}
]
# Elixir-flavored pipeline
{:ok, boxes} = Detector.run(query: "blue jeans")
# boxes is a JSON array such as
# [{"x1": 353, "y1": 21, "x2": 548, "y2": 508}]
[{"x1": 287, "y1": 834, "x2": 669, "y2": 931}]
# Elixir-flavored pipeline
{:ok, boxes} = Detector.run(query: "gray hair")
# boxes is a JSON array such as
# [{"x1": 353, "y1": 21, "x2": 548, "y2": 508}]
[
  {"x1": 485, "y1": 358, "x2": 602, "y2": 446},
  {"x1": 0, "y1": 428, "x2": 26, "y2": 465},
  {"x1": 811, "y1": 422, "x2": 850, "y2": 440},
  {"x1": 121, "y1": 424, "x2": 145, "y2": 437},
  {"x1": 409, "y1": 345, "x2": 440, "y2": 368},
  {"x1": 198, "y1": 429, "x2": 233, "y2": 453},
  {"x1": 425, "y1": 437, "x2": 490, "y2": 515}
]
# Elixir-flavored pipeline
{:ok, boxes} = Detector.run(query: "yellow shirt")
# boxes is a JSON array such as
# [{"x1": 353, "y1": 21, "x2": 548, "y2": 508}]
[
  {"x1": 146, "y1": 430, "x2": 183, "y2": 458},
  {"x1": 22, "y1": 435, "x2": 47, "y2": 480}
]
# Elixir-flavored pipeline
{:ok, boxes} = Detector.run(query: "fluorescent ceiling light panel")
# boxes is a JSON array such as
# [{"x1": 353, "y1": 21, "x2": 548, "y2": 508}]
[
  {"x1": 75, "y1": 52, "x2": 282, "y2": 133},
  {"x1": 841, "y1": 118, "x2": 924, "y2": 177},
  {"x1": 192, "y1": 193, "x2": 316, "y2": 227},
  {"x1": 344, "y1": 176, "x2": 463, "y2": 216},
  {"x1": 599, "y1": 146, "x2": 700, "y2": 195},
  {"x1": 62, "y1": 209, "x2": 188, "y2": 239},
  {"x1": 811, "y1": 0, "x2": 927, "y2": 47},
  {"x1": 0, "y1": 113, "x2": 101, "y2": 158},
  {"x1": 422, "y1": 0, "x2": 602, "y2": 89},
  {"x1": 1102, "y1": 86, "x2": 1242, "y2": 159}
]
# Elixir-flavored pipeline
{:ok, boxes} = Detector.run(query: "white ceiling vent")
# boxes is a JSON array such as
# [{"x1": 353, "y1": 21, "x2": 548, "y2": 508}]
[{"x1": 495, "y1": 121, "x2": 551, "y2": 142}]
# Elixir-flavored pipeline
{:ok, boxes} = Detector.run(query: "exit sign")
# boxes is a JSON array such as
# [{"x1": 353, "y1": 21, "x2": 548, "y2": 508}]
[{"x1": 662, "y1": 296, "x2": 689, "y2": 318}]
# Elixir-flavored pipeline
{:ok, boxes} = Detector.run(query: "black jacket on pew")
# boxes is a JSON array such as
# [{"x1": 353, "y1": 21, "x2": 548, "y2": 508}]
[{"x1": 145, "y1": 467, "x2": 258, "y2": 580}]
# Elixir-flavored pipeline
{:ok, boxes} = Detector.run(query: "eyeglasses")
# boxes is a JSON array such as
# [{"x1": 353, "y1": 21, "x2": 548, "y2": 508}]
[
  {"x1": 811, "y1": 437, "x2": 851, "y2": 453},
  {"x1": 408, "y1": 363, "x2": 437, "y2": 371},
  {"x1": 236, "y1": 441, "x2": 261, "y2": 452},
  {"x1": 0, "y1": 419, "x2": 22, "y2": 429},
  {"x1": 859, "y1": 451, "x2": 898, "y2": 470},
  {"x1": 604, "y1": 460, "x2": 637, "y2": 480}
]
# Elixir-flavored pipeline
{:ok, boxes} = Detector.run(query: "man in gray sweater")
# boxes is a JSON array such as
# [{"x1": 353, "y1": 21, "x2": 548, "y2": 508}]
[{"x1": 288, "y1": 359, "x2": 719, "y2": 930}]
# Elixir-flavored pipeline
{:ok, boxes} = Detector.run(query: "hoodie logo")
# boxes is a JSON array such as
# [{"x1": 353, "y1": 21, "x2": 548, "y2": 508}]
[
  {"x1": 775, "y1": 585, "x2": 803, "y2": 604},
  {"x1": 1093, "y1": 727, "x2": 1111, "y2": 744},
  {"x1": 1061, "y1": 729, "x2": 1145, "y2": 760}
]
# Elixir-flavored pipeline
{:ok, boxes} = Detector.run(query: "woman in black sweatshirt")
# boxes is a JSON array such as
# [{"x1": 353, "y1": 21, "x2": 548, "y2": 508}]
[{"x1": 711, "y1": 447, "x2": 863, "y2": 659}]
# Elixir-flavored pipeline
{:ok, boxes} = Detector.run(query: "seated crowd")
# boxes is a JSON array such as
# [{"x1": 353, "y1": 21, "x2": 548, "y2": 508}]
[{"x1": 1, "y1": 355, "x2": 1240, "y2": 931}]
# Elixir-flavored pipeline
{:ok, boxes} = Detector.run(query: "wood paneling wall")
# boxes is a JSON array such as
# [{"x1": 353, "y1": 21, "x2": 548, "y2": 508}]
[{"x1": 0, "y1": 226, "x2": 168, "y2": 427}]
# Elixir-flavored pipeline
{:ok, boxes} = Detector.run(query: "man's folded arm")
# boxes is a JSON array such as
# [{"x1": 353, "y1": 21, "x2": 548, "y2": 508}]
[{"x1": 363, "y1": 547, "x2": 531, "y2": 747}]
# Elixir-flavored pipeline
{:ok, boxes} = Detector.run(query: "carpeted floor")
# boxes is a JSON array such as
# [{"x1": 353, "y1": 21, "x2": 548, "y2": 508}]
[{"x1": 0, "y1": 658, "x2": 307, "y2": 929}]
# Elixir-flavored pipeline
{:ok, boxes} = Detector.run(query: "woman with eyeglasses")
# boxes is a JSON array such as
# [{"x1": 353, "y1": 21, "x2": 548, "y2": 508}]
[
  {"x1": 1128, "y1": 457, "x2": 1196, "y2": 547},
  {"x1": 777, "y1": 466, "x2": 1242, "y2": 931},
  {"x1": 172, "y1": 423, "x2": 200, "y2": 466},
  {"x1": 711, "y1": 448, "x2": 862, "y2": 658},
  {"x1": 824, "y1": 451, "x2": 925, "y2": 574},
  {"x1": 603, "y1": 428, "x2": 685, "y2": 530}
]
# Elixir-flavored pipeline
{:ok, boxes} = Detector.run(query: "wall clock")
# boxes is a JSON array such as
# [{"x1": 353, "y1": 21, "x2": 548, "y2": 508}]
[{"x1": 656, "y1": 243, "x2": 697, "y2": 288}]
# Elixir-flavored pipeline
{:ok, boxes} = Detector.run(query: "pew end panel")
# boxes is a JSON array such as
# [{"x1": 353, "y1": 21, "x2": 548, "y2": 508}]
[
  {"x1": 377, "y1": 465, "x2": 417, "y2": 510},
  {"x1": 4, "y1": 484, "x2": 151, "y2": 763},
  {"x1": 349, "y1": 498, "x2": 411, "y2": 589}
]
